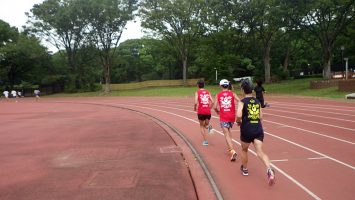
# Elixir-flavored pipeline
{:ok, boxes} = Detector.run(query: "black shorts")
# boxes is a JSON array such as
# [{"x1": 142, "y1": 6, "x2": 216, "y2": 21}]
[
  {"x1": 240, "y1": 131, "x2": 264, "y2": 143},
  {"x1": 197, "y1": 114, "x2": 211, "y2": 121}
]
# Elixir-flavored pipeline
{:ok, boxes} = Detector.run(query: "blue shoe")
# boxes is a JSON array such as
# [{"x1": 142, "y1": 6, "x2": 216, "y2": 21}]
[{"x1": 202, "y1": 141, "x2": 209, "y2": 146}]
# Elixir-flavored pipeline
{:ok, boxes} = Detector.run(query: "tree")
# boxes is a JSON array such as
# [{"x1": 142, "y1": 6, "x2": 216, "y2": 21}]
[
  {"x1": 27, "y1": 0, "x2": 91, "y2": 89},
  {"x1": 0, "y1": 33, "x2": 50, "y2": 88},
  {"x1": 86, "y1": 0, "x2": 138, "y2": 93},
  {"x1": 240, "y1": 0, "x2": 286, "y2": 83},
  {"x1": 140, "y1": 0, "x2": 205, "y2": 85},
  {"x1": 286, "y1": 0, "x2": 355, "y2": 79}
]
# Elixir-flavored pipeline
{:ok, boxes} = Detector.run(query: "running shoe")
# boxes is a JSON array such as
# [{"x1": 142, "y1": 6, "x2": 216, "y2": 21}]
[
  {"x1": 230, "y1": 150, "x2": 237, "y2": 162},
  {"x1": 240, "y1": 165, "x2": 249, "y2": 176},
  {"x1": 202, "y1": 140, "x2": 209, "y2": 146},
  {"x1": 267, "y1": 168, "x2": 275, "y2": 186},
  {"x1": 207, "y1": 125, "x2": 213, "y2": 135}
]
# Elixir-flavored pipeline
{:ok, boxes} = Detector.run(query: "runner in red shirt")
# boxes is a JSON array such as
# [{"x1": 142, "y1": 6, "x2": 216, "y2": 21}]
[
  {"x1": 194, "y1": 80, "x2": 214, "y2": 146},
  {"x1": 214, "y1": 79, "x2": 240, "y2": 161}
]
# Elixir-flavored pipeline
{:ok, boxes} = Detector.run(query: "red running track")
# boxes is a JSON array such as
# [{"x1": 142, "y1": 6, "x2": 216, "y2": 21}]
[{"x1": 1, "y1": 96, "x2": 354, "y2": 200}]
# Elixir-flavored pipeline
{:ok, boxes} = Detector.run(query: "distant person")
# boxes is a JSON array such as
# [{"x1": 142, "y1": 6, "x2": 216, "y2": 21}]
[
  {"x1": 11, "y1": 90, "x2": 18, "y2": 102},
  {"x1": 17, "y1": 91, "x2": 22, "y2": 98},
  {"x1": 254, "y1": 80, "x2": 269, "y2": 108},
  {"x1": 194, "y1": 80, "x2": 214, "y2": 146},
  {"x1": 237, "y1": 79, "x2": 275, "y2": 185},
  {"x1": 3, "y1": 90, "x2": 9, "y2": 100},
  {"x1": 214, "y1": 79, "x2": 240, "y2": 161},
  {"x1": 34, "y1": 89, "x2": 41, "y2": 100}
]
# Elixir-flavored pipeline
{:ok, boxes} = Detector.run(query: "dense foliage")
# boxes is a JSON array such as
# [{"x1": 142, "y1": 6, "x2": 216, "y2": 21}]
[{"x1": 0, "y1": 0, "x2": 354, "y2": 92}]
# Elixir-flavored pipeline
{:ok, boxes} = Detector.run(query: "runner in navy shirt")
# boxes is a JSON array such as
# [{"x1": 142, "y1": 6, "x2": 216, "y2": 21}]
[{"x1": 237, "y1": 79, "x2": 275, "y2": 186}]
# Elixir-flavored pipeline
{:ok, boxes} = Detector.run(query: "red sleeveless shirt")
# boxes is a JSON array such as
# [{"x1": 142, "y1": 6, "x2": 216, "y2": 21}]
[
  {"x1": 217, "y1": 90, "x2": 236, "y2": 122},
  {"x1": 197, "y1": 89, "x2": 211, "y2": 115}
]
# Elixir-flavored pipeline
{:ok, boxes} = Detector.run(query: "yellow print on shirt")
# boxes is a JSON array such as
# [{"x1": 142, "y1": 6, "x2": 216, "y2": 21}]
[{"x1": 247, "y1": 100, "x2": 260, "y2": 123}]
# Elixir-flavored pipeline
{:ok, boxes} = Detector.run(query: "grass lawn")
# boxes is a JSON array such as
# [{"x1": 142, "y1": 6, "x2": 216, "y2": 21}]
[
  {"x1": 48, "y1": 78, "x2": 351, "y2": 99},
  {"x1": 264, "y1": 78, "x2": 349, "y2": 99}
]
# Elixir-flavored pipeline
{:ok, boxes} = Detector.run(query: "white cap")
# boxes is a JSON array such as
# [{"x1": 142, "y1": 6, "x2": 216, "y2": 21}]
[{"x1": 219, "y1": 79, "x2": 229, "y2": 86}]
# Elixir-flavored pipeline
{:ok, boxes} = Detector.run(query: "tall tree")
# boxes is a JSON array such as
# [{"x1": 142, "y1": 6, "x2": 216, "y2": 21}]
[
  {"x1": 286, "y1": 0, "x2": 355, "y2": 79},
  {"x1": 86, "y1": 0, "x2": 138, "y2": 93},
  {"x1": 140, "y1": 0, "x2": 204, "y2": 85},
  {"x1": 27, "y1": 0, "x2": 90, "y2": 89},
  {"x1": 240, "y1": 0, "x2": 286, "y2": 83}
]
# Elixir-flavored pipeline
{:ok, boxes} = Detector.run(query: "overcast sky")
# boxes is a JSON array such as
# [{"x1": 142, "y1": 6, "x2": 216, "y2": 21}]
[{"x1": 0, "y1": 0, "x2": 144, "y2": 52}]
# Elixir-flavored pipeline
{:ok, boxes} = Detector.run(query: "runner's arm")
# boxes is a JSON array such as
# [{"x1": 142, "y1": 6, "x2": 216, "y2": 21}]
[
  {"x1": 236, "y1": 101, "x2": 243, "y2": 122},
  {"x1": 214, "y1": 94, "x2": 219, "y2": 114},
  {"x1": 194, "y1": 92, "x2": 198, "y2": 111},
  {"x1": 209, "y1": 92, "x2": 214, "y2": 109}
]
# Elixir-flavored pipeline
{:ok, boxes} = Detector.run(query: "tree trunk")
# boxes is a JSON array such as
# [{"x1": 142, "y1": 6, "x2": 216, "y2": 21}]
[
  {"x1": 264, "y1": 44, "x2": 271, "y2": 83},
  {"x1": 322, "y1": 46, "x2": 332, "y2": 79},
  {"x1": 104, "y1": 63, "x2": 110, "y2": 93},
  {"x1": 283, "y1": 46, "x2": 290, "y2": 73},
  {"x1": 182, "y1": 55, "x2": 187, "y2": 86}
]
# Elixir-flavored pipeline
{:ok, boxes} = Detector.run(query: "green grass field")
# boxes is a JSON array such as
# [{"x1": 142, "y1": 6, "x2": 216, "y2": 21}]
[{"x1": 48, "y1": 78, "x2": 351, "y2": 99}]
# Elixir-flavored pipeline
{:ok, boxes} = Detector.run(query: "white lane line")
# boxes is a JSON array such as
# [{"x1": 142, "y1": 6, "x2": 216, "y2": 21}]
[
  {"x1": 121, "y1": 104, "x2": 321, "y2": 200},
  {"x1": 271, "y1": 157, "x2": 328, "y2": 162},
  {"x1": 158, "y1": 103, "x2": 355, "y2": 131},
  {"x1": 147, "y1": 102, "x2": 355, "y2": 145},
  {"x1": 265, "y1": 113, "x2": 355, "y2": 132},
  {"x1": 137, "y1": 103, "x2": 355, "y2": 170},
  {"x1": 269, "y1": 101, "x2": 355, "y2": 113},
  {"x1": 265, "y1": 108, "x2": 355, "y2": 123},
  {"x1": 265, "y1": 131, "x2": 355, "y2": 170},
  {"x1": 271, "y1": 159, "x2": 289, "y2": 162},
  {"x1": 267, "y1": 105, "x2": 355, "y2": 118},
  {"x1": 264, "y1": 120, "x2": 355, "y2": 145},
  {"x1": 308, "y1": 157, "x2": 327, "y2": 160}
]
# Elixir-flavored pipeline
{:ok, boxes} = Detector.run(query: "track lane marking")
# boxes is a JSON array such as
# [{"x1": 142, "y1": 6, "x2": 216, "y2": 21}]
[
  {"x1": 145, "y1": 102, "x2": 355, "y2": 145},
  {"x1": 264, "y1": 120, "x2": 355, "y2": 145},
  {"x1": 120, "y1": 103, "x2": 321, "y2": 200},
  {"x1": 269, "y1": 101, "x2": 355, "y2": 113},
  {"x1": 135, "y1": 103, "x2": 355, "y2": 170},
  {"x1": 271, "y1": 157, "x2": 328, "y2": 162},
  {"x1": 264, "y1": 108, "x2": 355, "y2": 123},
  {"x1": 264, "y1": 113, "x2": 355, "y2": 132},
  {"x1": 267, "y1": 105, "x2": 355, "y2": 118}
]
